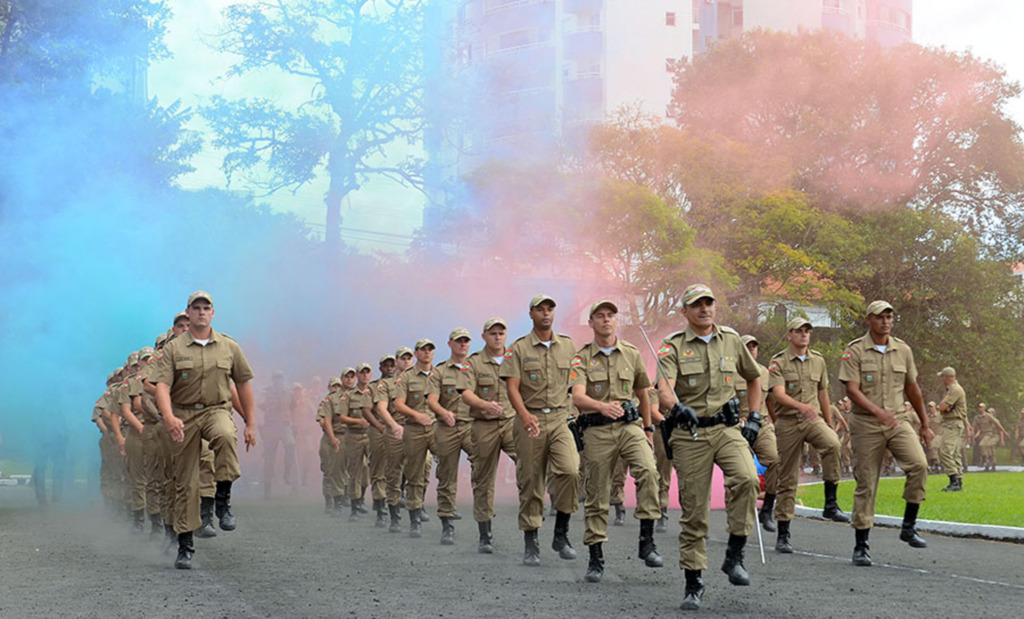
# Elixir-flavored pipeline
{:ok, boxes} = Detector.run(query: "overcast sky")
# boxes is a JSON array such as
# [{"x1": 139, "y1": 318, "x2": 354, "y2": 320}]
[{"x1": 150, "y1": 1, "x2": 1024, "y2": 250}]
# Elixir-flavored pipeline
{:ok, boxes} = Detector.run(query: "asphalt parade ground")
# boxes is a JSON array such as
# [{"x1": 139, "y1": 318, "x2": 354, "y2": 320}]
[{"x1": 1, "y1": 485, "x2": 1022, "y2": 618}]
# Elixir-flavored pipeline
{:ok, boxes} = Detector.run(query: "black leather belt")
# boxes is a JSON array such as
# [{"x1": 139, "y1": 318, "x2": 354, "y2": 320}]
[{"x1": 173, "y1": 401, "x2": 227, "y2": 410}]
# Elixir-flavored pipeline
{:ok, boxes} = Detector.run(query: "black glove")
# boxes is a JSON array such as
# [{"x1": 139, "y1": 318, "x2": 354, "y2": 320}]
[
  {"x1": 671, "y1": 402, "x2": 699, "y2": 440},
  {"x1": 741, "y1": 411, "x2": 762, "y2": 448},
  {"x1": 659, "y1": 418, "x2": 674, "y2": 461}
]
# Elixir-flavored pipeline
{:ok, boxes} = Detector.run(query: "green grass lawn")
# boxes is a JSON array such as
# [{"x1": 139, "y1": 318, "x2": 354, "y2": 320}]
[{"x1": 796, "y1": 472, "x2": 1024, "y2": 528}]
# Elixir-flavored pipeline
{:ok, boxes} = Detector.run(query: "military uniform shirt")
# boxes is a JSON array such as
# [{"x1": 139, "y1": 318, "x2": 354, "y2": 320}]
[
  {"x1": 464, "y1": 351, "x2": 514, "y2": 420},
  {"x1": 499, "y1": 331, "x2": 576, "y2": 410},
  {"x1": 373, "y1": 376, "x2": 404, "y2": 425},
  {"x1": 735, "y1": 363, "x2": 770, "y2": 415},
  {"x1": 657, "y1": 325, "x2": 761, "y2": 418},
  {"x1": 396, "y1": 367, "x2": 435, "y2": 420},
  {"x1": 768, "y1": 349, "x2": 830, "y2": 417},
  {"x1": 940, "y1": 382, "x2": 967, "y2": 421},
  {"x1": 837, "y1": 333, "x2": 918, "y2": 415},
  {"x1": 569, "y1": 339, "x2": 651, "y2": 405},
  {"x1": 345, "y1": 385, "x2": 373, "y2": 432},
  {"x1": 429, "y1": 359, "x2": 472, "y2": 422},
  {"x1": 326, "y1": 390, "x2": 351, "y2": 435},
  {"x1": 149, "y1": 329, "x2": 254, "y2": 408}
]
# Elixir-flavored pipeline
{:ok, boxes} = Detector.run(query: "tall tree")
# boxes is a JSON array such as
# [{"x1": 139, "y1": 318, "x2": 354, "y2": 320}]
[{"x1": 204, "y1": 0, "x2": 427, "y2": 249}]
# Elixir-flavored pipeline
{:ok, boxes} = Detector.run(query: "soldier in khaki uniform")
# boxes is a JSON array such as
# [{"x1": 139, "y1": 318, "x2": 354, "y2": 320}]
[
  {"x1": 151, "y1": 291, "x2": 256, "y2": 570},
  {"x1": 316, "y1": 377, "x2": 343, "y2": 513},
  {"x1": 501, "y1": 294, "x2": 580, "y2": 566},
  {"x1": 974, "y1": 407, "x2": 1009, "y2": 471},
  {"x1": 925, "y1": 401, "x2": 942, "y2": 473},
  {"x1": 647, "y1": 385, "x2": 673, "y2": 532},
  {"x1": 367, "y1": 355, "x2": 404, "y2": 527},
  {"x1": 656, "y1": 284, "x2": 763, "y2": 611},
  {"x1": 936, "y1": 367, "x2": 967, "y2": 490},
  {"x1": 115, "y1": 352, "x2": 148, "y2": 531},
  {"x1": 461, "y1": 317, "x2": 518, "y2": 553},
  {"x1": 324, "y1": 368, "x2": 355, "y2": 515},
  {"x1": 570, "y1": 300, "x2": 663, "y2": 583},
  {"x1": 343, "y1": 363, "x2": 376, "y2": 518},
  {"x1": 427, "y1": 328, "x2": 477, "y2": 545},
  {"x1": 839, "y1": 300, "x2": 931, "y2": 567},
  {"x1": 380, "y1": 347, "x2": 415, "y2": 531},
  {"x1": 131, "y1": 348, "x2": 167, "y2": 538},
  {"x1": 736, "y1": 334, "x2": 778, "y2": 533},
  {"x1": 768, "y1": 318, "x2": 849, "y2": 554},
  {"x1": 393, "y1": 339, "x2": 438, "y2": 537}
]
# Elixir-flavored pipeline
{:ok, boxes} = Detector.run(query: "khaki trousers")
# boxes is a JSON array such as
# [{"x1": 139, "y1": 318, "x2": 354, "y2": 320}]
[
  {"x1": 754, "y1": 421, "x2": 778, "y2": 495},
  {"x1": 319, "y1": 433, "x2": 333, "y2": 498},
  {"x1": 434, "y1": 422, "x2": 475, "y2": 518},
  {"x1": 402, "y1": 423, "x2": 436, "y2": 511},
  {"x1": 124, "y1": 425, "x2": 147, "y2": 511},
  {"x1": 670, "y1": 423, "x2": 758, "y2": 570},
  {"x1": 979, "y1": 435, "x2": 999, "y2": 462},
  {"x1": 367, "y1": 426, "x2": 388, "y2": 501},
  {"x1": 170, "y1": 407, "x2": 240, "y2": 534},
  {"x1": 583, "y1": 421, "x2": 660, "y2": 545},
  {"x1": 652, "y1": 424, "x2": 672, "y2": 510},
  {"x1": 326, "y1": 435, "x2": 347, "y2": 498},
  {"x1": 142, "y1": 423, "x2": 169, "y2": 517},
  {"x1": 345, "y1": 430, "x2": 370, "y2": 499},
  {"x1": 514, "y1": 412, "x2": 580, "y2": 531},
  {"x1": 99, "y1": 433, "x2": 120, "y2": 504},
  {"x1": 850, "y1": 412, "x2": 928, "y2": 530},
  {"x1": 385, "y1": 428, "x2": 406, "y2": 507},
  {"x1": 609, "y1": 456, "x2": 629, "y2": 505},
  {"x1": 470, "y1": 417, "x2": 517, "y2": 522},
  {"x1": 775, "y1": 416, "x2": 842, "y2": 521},
  {"x1": 940, "y1": 418, "x2": 965, "y2": 476}
]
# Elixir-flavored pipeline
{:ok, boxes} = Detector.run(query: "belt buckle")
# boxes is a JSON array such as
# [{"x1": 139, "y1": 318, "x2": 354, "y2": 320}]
[
  {"x1": 541, "y1": 407, "x2": 552, "y2": 414},
  {"x1": 194, "y1": 403, "x2": 204, "y2": 410}
]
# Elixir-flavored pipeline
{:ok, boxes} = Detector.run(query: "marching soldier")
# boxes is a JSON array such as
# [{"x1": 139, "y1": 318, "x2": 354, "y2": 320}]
[
  {"x1": 343, "y1": 363, "x2": 376, "y2": 518},
  {"x1": 736, "y1": 334, "x2": 778, "y2": 533},
  {"x1": 393, "y1": 339, "x2": 439, "y2": 538},
  {"x1": 570, "y1": 300, "x2": 663, "y2": 583},
  {"x1": 936, "y1": 367, "x2": 967, "y2": 490},
  {"x1": 427, "y1": 328, "x2": 478, "y2": 545},
  {"x1": 656, "y1": 284, "x2": 763, "y2": 611},
  {"x1": 380, "y1": 348, "x2": 415, "y2": 532},
  {"x1": 974, "y1": 406, "x2": 1010, "y2": 471},
  {"x1": 150, "y1": 291, "x2": 257, "y2": 570},
  {"x1": 367, "y1": 355, "x2": 404, "y2": 527},
  {"x1": 769, "y1": 318, "x2": 849, "y2": 555},
  {"x1": 316, "y1": 377, "x2": 343, "y2": 513},
  {"x1": 500, "y1": 294, "x2": 580, "y2": 566},
  {"x1": 839, "y1": 300, "x2": 931, "y2": 567},
  {"x1": 461, "y1": 317, "x2": 518, "y2": 553}
]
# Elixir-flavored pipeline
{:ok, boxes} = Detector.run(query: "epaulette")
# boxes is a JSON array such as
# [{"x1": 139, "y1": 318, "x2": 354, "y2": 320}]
[
  {"x1": 512, "y1": 334, "x2": 528, "y2": 344},
  {"x1": 770, "y1": 350, "x2": 785, "y2": 359},
  {"x1": 619, "y1": 340, "x2": 640, "y2": 352},
  {"x1": 846, "y1": 336, "x2": 865, "y2": 347},
  {"x1": 809, "y1": 349, "x2": 824, "y2": 358},
  {"x1": 557, "y1": 332, "x2": 573, "y2": 340},
  {"x1": 467, "y1": 350, "x2": 482, "y2": 360},
  {"x1": 664, "y1": 330, "x2": 686, "y2": 341},
  {"x1": 719, "y1": 326, "x2": 739, "y2": 336},
  {"x1": 218, "y1": 332, "x2": 239, "y2": 342}
]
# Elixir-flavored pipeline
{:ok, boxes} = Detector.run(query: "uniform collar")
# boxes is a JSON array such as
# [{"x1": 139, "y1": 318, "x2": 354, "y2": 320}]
[
  {"x1": 862, "y1": 332, "x2": 900, "y2": 353},
  {"x1": 586, "y1": 339, "x2": 622, "y2": 355},
  {"x1": 786, "y1": 348, "x2": 809, "y2": 362},
  {"x1": 527, "y1": 330, "x2": 559, "y2": 347},
  {"x1": 181, "y1": 329, "x2": 219, "y2": 346},
  {"x1": 683, "y1": 324, "x2": 721, "y2": 342}
]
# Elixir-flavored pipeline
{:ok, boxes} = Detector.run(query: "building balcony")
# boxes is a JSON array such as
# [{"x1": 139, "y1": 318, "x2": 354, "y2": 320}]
[
  {"x1": 483, "y1": 0, "x2": 552, "y2": 16},
  {"x1": 563, "y1": 29, "x2": 603, "y2": 58},
  {"x1": 480, "y1": 1, "x2": 554, "y2": 34},
  {"x1": 564, "y1": 0, "x2": 603, "y2": 12}
]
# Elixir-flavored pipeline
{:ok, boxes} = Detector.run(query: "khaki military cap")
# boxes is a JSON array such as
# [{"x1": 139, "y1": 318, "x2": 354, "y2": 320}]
[
  {"x1": 328, "y1": 377, "x2": 342, "y2": 388},
  {"x1": 937, "y1": 366, "x2": 956, "y2": 378},
  {"x1": 927, "y1": 401, "x2": 936, "y2": 407},
  {"x1": 529, "y1": 294, "x2": 556, "y2": 309},
  {"x1": 415, "y1": 338, "x2": 436, "y2": 350},
  {"x1": 127, "y1": 352, "x2": 140, "y2": 366},
  {"x1": 786, "y1": 317, "x2": 812, "y2": 331},
  {"x1": 740, "y1": 334, "x2": 759, "y2": 346},
  {"x1": 187, "y1": 290, "x2": 213, "y2": 307},
  {"x1": 865, "y1": 300, "x2": 894, "y2": 316},
  {"x1": 448, "y1": 328, "x2": 472, "y2": 341},
  {"x1": 173, "y1": 311, "x2": 188, "y2": 324},
  {"x1": 482, "y1": 317, "x2": 507, "y2": 331},
  {"x1": 155, "y1": 332, "x2": 168, "y2": 348},
  {"x1": 588, "y1": 300, "x2": 618, "y2": 317},
  {"x1": 379, "y1": 354, "x2": 396, "y2": 364},
  {"x1": 139, "y1": 347, "x2": 154, "y2": 360},
  {"x1": 356, "y1": 362, "x2": 372, "y2": 372},
  {"x1": 682, "y1": 284, "x2": 715, "y2": 306},
  {"x1": 395, "y1": 347, "x2": 414, "y2": 358},
  {"x1": 106, "y1": 372, "x2": 115, "y2": 383},
  {"x1": 342, "y1": 367, "x2": 356, "y2": 376}
]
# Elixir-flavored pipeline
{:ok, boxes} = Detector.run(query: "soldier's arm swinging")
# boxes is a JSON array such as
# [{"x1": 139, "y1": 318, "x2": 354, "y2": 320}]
[
  {"x1": 904, "y1": 381, "x2": 931, "y2": 448},
  {"x1": 155, "y1": 382, "x2": 184, "y2": 443},
  {"x1": 570, "y1": 384, "x2": 623, "y2": 419},
  {"x1": 845, "y1": 381, "x2": 897, "y2": 428},
  {"x1": 506, "y1": 377, "x2": 538, "y2": 437},
  {"x1": 818, "y1": 389, "x2": 833, "y2": 426},
  {"x1": 120, "y1": 401, "x2": 144, "y2": 434},
  {"x1": 426, "y1": 393, "x2": 456, "y2": 427},
  {"x1": 236, "y1": 380, "x2": 257, "y2": 452}
]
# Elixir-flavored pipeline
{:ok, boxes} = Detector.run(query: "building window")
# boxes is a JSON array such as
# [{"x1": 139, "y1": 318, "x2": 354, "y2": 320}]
[
  {"x1": 499, "y1": 30, "x2": 531, "y2": 51},
  {"x1": 666, "y1": 12, "x2": 676, "y2": 26}
]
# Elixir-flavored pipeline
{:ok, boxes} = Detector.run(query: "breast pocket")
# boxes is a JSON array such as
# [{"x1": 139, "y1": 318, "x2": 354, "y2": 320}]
[
  {"x1": 891, "y1": 360, "x2": 907, "y2": 385},
  {"x1": 676, "y1": 362, "x2": 705, "y2": 396},
  {"x1": 783, "y1": 372, "x2": 799, "y2": 396},
  {"x1": 175, "y1": 359, "x2": 195, "y2": 380},
  {"x1": 523, "y1": 361, "x2": 542, "y2": 383},
  {"x1": 617, "y1": 367, "x2": 634, "y2": 397},
  {"x1": 442, "y1": 378, "x2": 458, "y2": 396},
  {"x1": 477, "y1": 375, "x2": 496, "y2": 397},
  {"x1": 860, "y1": 362, "x2": 878, "y2": 394}
]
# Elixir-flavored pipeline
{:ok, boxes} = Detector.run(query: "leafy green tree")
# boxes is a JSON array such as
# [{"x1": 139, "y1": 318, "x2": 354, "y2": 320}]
[{"x1": 204, "y1": 0, "x2": 427, "y2": 249}]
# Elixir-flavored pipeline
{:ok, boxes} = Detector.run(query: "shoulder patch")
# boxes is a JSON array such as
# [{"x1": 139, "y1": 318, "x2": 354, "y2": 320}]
[
  {"x1": 657, "y1": 344, "x2": 672, "y2": 357},
  {"x1": 841, "y1": 350, "x2": 853, "y2": 361},
  {"x1": 767, "y1": 361, "x2": 779, "y2": 372},
  {"x1": 570, "y1": 356, "x2": 583, "y2": 367},
  {"x1": 459, "y1": 362, "x2": 470, "y2": 372},
  {"x1": 504, "y1": 350, "x2": 514, "y2": 359}
]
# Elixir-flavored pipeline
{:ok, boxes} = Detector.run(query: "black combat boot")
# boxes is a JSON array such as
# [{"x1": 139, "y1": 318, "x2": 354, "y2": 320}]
[
  {"x1": 409, "y1": 509, "x2": 422, "y2": 538},
  {"x1": 388, "y1": 504, "x2": 402, "y2": 533},
  {"x1": 418, "y1": 510, "x2": 430, "y2": 523},
  {"x1": 822, "y1": 482, "x2": 851, "y2": 523},
  {"x1": 356, "y1": 489, "x2": 370, "y2": 514},
  {"x1": 584, "y1": 543, "x2": 604, "y2": 583},
  {"x1": 852, "y1": 528, "x2": 872, "y2": 566},
  {"x1": 721, "y1": 534, "x2": 750, "y2": 585},
  {"x1": 655, "y1": 507, "x2": 669, "y2": 533},
  {"x1": 478, "y1": 520, "x2": 494, "y2": 554},
  {"x1": 132, "y1": 509, "x2": 145, "y2": 533},
  {"x1": 638, "y1": 519, "x2": 663, "y2": 567},
  {"x1": 941, "y1": 475, "x2": 958, "y2": 492},
  {"x1": 523, "y1": 529, "x2": 541, "y2": 566},
  {"x1": 612, "y1": 503, "x2": 626, "y2": 526},
  {"x1": 339, "y1": 494, "x2": 350, "y2": 507},
  {"x1": 195, "y1": 497, "x2": 218, "y2": 538},
  {"x1": 552, "y1": 511, "x2": 578, "y2": 560},
  {"x1": 440, "y1": 517, "x2": 455, "y2": 545},
  {"x1": 759, "y1": 493, "x2": 777, "y2": 532},
  {"x1": 899, "y1": 503, "x2": 927, "y2": 548},
  {"x1": 174, "y1": 531, "x2": 195, "y2": 570},
  {"x1": 775, "y1": 519, "x2": 793, "y2": 553},
  {"x1": 214, "y1": 481, "x2": 236, "y2": 531},
  {"x1": 163, "y1": 524, "x2": 176, "y2": 555},
  {"x1": 953, "y1": 475, "x2": 963, "y2": 491},
  {"x1": 324, "y1": 495, "x2": 332, "y2": 513},
  {"x1": 332, "y1": 495, "x2": 345, "y2": 517},
  {"x1": 680, "y1": 569, "x2": 705, "y2": 611},
  {"x1": 149, "y1": 513, "x2": 163, "y2": 540},
  {"x1": 349, "y1": 498, "x2": 362, "y2": 521},
  {"x1": 374, "y1": 499, "x2": 387, "y2": 528}
]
